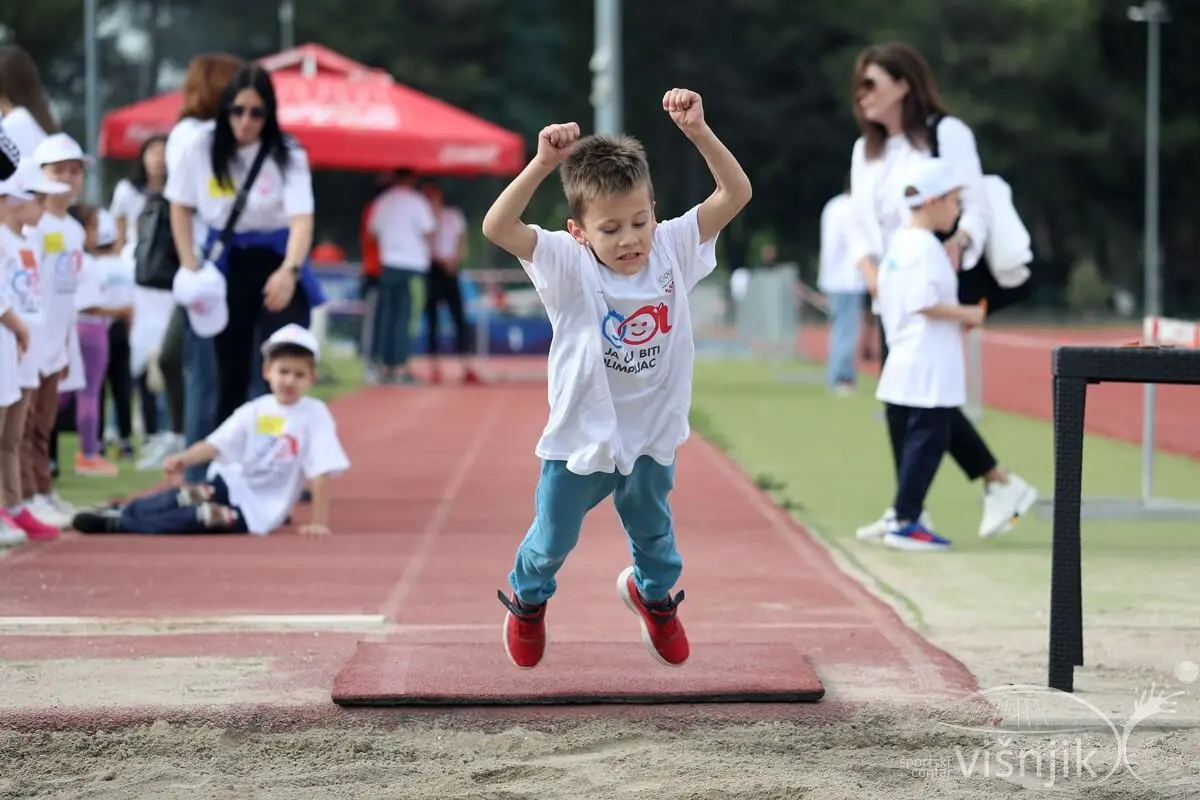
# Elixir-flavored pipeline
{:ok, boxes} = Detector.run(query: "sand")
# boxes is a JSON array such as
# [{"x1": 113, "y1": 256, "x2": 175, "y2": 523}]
[{"x1": 4, "y1": 529, "x2": 1200, "y2": 798}]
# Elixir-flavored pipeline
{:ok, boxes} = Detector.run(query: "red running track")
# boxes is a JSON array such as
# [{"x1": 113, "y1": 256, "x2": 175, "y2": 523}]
[
  {"x1": 0, "y1": 383, "x2": 974, "y2": 729},
  {"x1": 800, "y1": 325, "x2": 1200, "y2": 460}
]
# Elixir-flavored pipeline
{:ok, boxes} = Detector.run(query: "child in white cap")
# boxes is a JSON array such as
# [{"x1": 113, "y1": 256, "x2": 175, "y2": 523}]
[
  {"x1": 71, "y1": 324, "x2": 350, "y2": 537},
  {"x1": 22, "y1": 133, "x2": 92, "y2": 528},
  {"x1": 0, "y1": 159, "x2": 70, "y2": 543},
  {"x1": 873, "y1": 157, "x2": 986, "y2": 552}
]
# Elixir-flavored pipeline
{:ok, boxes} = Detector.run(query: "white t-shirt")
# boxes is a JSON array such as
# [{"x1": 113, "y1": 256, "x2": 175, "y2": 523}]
[
  {"x1": 817, "y1": 193, "x2": 865, "y2": 294},
  {"x1": 0, "y1": 107, "x2": 48, "y2": 157},
  {"x1": 75, "y1": 252, "x2": 135, "y2": 325},
  {"x1": 206, "y1": 394, "x2": 351, "y2": 535},
  {"x1": 431, "y1": 205, "x2": 467, "y2": 263},
  {"x1": 29, "y1": 212, "x2": 85, "y2": 376},
  {"x1": 0, "y1": 226, "x2": 43, "y2": 391},
  {"x1": 164, "y1": 133, "x2": 314, "y2": 237},
  {"x1": 166, "y1": 117, "x2": 215, "y2": 249},
  {"x1": 109, "y1": 178, "x2": 149, "y2": 247},
  {"x1": 368, "y1": 186, "x2": 436, "y2": 271},
  {"x1": 518, "y1": 205, "x2": 717, "y2": 476},
  {"x1": 875, "y1": 228, "x2": 965, "y2": 409}
]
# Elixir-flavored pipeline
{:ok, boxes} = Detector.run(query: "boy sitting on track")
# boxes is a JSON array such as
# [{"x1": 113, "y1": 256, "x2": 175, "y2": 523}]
[
  {"x1": 481, "y1": 88, "x2": 752, "y2": 670},
  {"x1": 873, "y1": 158, "x2": 985, "y2": 552},
  {"x1": 71, "y1": 324, "x2": 349, "y2": 536}
]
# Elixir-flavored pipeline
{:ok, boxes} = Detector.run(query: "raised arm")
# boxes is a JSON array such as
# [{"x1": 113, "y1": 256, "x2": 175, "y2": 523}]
[
  {"x1": 663, "y1": 89, "x2": 752, "y2": 244},
  {"x1": 481, "y1": 123, "x2": 580, "y2": 263}
]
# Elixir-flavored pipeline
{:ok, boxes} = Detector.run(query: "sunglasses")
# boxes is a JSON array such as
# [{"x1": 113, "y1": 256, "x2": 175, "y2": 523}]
[
  {"x1": 857, "y1": 77, "x2": 877, "y2": 94},
  {"x1": 228, "y1": 104, "x2": 267, "y2": 120}
]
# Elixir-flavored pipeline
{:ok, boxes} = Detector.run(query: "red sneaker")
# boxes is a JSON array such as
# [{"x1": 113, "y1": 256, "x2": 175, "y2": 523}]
[
  {"x1": 12, "y1": 507, "x2": 60, "y2": 541},
  {"x1": 497, "y1": 590, "x2": 547, "y2": 669},
  {"x1": 617, "y1": 566, "x2": 689, "y2": 667}
]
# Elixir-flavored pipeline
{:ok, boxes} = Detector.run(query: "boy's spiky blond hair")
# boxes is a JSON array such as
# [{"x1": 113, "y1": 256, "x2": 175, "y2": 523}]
[{"x1": 559, "y1": 134, "x2": 654, "y2": 221}]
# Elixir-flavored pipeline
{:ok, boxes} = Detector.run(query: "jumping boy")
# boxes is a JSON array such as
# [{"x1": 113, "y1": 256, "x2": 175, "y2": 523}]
[
  {"x1": 874, "y1": 158, "x2": 985, "y2": 552},
  {"x1": 70, "y1": 324, "x2": 350, "y2": 536},
  {"x1": 481, "y1": 88, "x2": 752, "y2": 669}
]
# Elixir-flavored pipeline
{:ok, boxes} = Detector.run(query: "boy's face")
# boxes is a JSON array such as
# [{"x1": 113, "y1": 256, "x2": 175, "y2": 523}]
[
  {"x1": 929, "y1": 189, "x2": 962, "y2": 232},
  {"x1": 263, "y1": 353, "x2": 316, "y2": 404},
  {"x1": 567, "y1": 183, "x2": 656, "y2": 276},
  {"x1": 42, "y1": 160, "x2": 85, "y2": 203},
  {"x1": 15, "y1": 197, "x2": 45, "y2": 227}
]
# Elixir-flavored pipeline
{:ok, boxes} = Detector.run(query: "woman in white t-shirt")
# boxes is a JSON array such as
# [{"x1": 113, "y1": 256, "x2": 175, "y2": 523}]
[
  {"x1": 165, "y1": 65, "x2": 325, "y2": 437},
  {"x1": 846, "y1": 42, "x2": 1037, "y2": 542},
  {"x1": 0, "y1": 45, "x2": 59, "y2": 159},
  {"x1": 420, "y1": 179, "x2": 479, "y2": 384}
]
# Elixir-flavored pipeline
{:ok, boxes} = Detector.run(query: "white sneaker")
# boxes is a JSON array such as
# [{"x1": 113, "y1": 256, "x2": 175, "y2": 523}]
[
  {"x1": 857, "y1": 507, "x2": 934, "y2": 543},
  {"x1": 979, "y1": 473, "x2": 1038, "y2": 538},
  {"x1": 29, "y1": 495, "x2": 70, "y2": 529},
  {"x1": 0, "y1": 518, "x2": 27, "y2": 547}
]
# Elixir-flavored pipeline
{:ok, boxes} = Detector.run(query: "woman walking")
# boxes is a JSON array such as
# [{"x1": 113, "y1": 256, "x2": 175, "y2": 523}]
[{"x1": 846, "y1": 42, "x2": 1037, "y2": 543}]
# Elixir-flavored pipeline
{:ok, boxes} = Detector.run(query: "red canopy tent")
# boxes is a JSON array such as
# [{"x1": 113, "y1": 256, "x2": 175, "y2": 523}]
[{"x1": 99, "y1": 43, "x2": 526, "y2": 175}]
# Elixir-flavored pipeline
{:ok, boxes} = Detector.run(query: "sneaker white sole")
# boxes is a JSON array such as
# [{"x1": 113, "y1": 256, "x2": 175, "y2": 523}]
[
  {"x1": 882, "y1": 533, "x2": 951, "y2": 552},
  {"x1": 616, "y1": 566, "x2": 685, "y2": 668},
  {"x1": 501, "y1": 610, "x2": 546, "y2": 670},
  {"x1": 980, "y1": 486, "x2": 1039, "y2": 538}
]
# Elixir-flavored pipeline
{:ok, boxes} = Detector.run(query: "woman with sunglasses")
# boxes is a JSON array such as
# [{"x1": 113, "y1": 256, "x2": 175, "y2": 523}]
[
  {"x1": 165, "y1": 65, "x2": 325, "y2": 435},
  {"x1": 846, "y1": 42, "x2": 1038, "y2": 544}
]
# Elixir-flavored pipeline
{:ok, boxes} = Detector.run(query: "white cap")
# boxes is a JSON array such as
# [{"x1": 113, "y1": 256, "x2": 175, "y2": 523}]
[
  {"x1": 902, "y1": 158, "x2": 964, "y2": 208},
  {"x1": 172, "y1": 262, "x2": 228, "y2": 338},
  {"x1": 31, "y1": 133, "x2": 95, "y2": 167},
  {"x1": 0, "y1": 158, "x2": 71, "y2": 200},
  {"x1": 261, "y1": 323, "x2": 320, "y2": 362},
  {"x1": 96, "y1": 208, "x2": 117, "y2": 247}
]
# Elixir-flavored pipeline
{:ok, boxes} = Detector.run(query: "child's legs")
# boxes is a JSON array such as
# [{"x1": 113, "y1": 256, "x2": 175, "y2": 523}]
[
  {"x1": 118, "y1": 476, "x2": 248, "y2": 534},
  {"x1": 892, "y1": 406, "x2": 953, "y2": 523},
  {"x1": 75, "y1": 321, "x2": 111, "y2": 458},
  {"x1": 21, "y1": 373, "x2": 60, "y2": 499},
  {"x1": 612, "y1": 456, "x2": 683, "y2": 601},
  {"x1": 0, "y1": 392, "x2": 32, "y2": 508},
  {"x1": 509, "y1": 460, "x2": 616, "y2": 605}
]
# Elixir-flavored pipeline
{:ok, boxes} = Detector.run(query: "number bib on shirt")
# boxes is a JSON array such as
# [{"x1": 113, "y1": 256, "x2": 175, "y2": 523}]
[{"x1": 42, "y1": 232, "x2": 80, "y2": 295}]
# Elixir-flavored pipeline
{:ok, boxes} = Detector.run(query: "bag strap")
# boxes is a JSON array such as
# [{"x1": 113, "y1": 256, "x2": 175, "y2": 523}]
[
  {"x1": 927, "y1": 112, "x2": 946, "y2": 157},
  {"x1": 202, "y1": 144, "x2": 271, "y2": 265}
]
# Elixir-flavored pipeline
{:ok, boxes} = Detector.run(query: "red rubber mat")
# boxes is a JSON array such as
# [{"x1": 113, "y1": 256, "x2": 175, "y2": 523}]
[{"x1": 331, "y1": 641, "x2": 825, "y2": 705}]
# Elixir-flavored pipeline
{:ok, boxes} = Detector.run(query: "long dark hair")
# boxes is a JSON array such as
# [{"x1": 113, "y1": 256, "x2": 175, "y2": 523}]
[
  {"x1": 131, "y1": 134, "x2": 168, "y2": 191},
  {"x1": 210, "y1": 66, "x2": 292, "y2": 188},
  {"x1": 851, "y1": 43, "x2": 949, "y2": 161},
  {"x1": 0, "y1": 45, "x2": 61, "y2": 135}
]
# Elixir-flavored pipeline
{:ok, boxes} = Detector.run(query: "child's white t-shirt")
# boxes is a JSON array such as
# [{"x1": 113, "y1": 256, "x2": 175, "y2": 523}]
[
  {"x1": 875, "y1": 227, "x2": 965, "y2": 408},
  {"x1": 28, "y1": 212, "x2": 85, "y2": 377},
  {"x1": 0, "y1": 226, "x2": 44, "y2": 391},
  {"x1": 518, "y1": 205, "x2": 718, "y2": 476},
  {"x1": 75, "y1": 252, "x2": 136, "y2": 325},
  {"x1": 205, "y1": 394, "x2": 351, "y2": 535}
]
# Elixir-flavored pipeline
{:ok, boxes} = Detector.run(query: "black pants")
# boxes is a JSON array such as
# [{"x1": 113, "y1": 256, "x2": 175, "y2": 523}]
[
  {"x1": 887, "y1": 404, "x2": 953, "y2": 523},
  {"x1": 215, "y1": 246, "x2": 308, "y2": 425},
  {"x1": 159, "y1": 308, "x2": 186, "y2": 434},
  {"x1": 117, "y1": 475, "x2": 248, "y2": 534},
  {"x1": 425, "y1": 261, "x2": 469, "y2": 355},
  {"x1": 878, "y1": 325, "x2": 997, "y2": 482},
  {"x1": 100, "y1": 320, "x2": 133, "y2": 442}
]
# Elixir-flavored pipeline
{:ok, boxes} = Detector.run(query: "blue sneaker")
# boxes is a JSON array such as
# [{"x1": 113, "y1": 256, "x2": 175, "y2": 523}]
[{"x1": 883, "y1": 521, "x2": 951, "y2": 551}]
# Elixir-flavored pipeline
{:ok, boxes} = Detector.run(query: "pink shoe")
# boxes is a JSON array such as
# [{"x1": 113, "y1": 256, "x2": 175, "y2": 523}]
[{"x1": 11, "y1": 507, "x2": 60, "y2": 541}]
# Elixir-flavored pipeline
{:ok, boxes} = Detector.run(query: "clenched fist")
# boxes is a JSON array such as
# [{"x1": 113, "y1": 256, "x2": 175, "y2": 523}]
[
  {"x1": 534, "y1": 122, "x2": 581, "y2": 167},
  {"x1": 663, "y1": 88, "x2": 707, "y2": 136}
]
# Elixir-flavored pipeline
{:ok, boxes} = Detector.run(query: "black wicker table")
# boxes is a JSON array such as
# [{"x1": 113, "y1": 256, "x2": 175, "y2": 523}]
[{"x1": 1048, "y1": 346, "x2": 1200, "y2": 692}]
